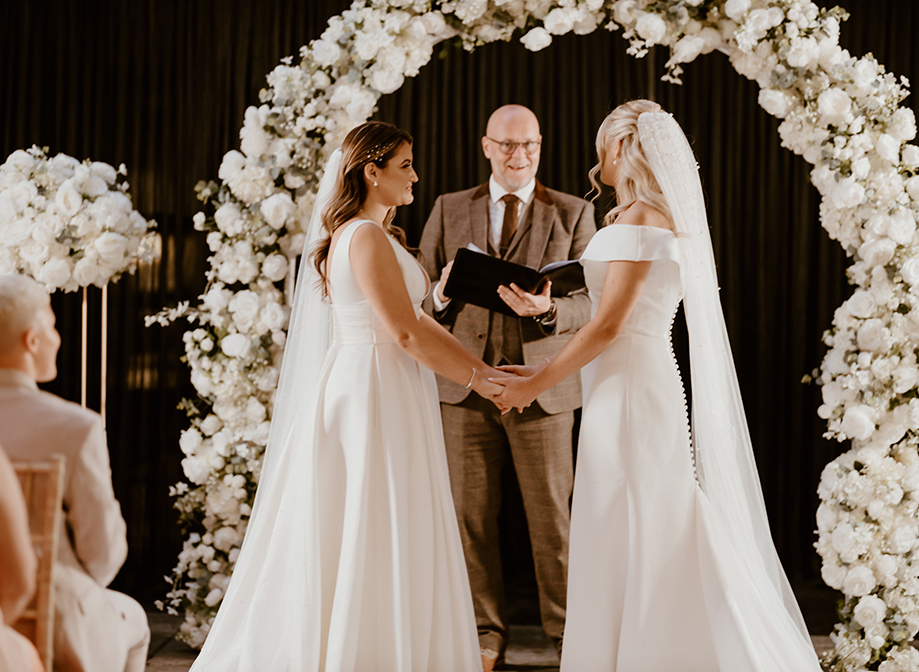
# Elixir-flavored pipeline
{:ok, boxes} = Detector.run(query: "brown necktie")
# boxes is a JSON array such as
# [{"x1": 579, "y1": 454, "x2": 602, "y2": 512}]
[{"x1": 499, "y1": 194, "x2": 520, "y2": 257}]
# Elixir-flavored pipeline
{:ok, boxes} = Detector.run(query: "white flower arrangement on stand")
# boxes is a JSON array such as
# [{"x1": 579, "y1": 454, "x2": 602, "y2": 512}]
[
  {"x1": 154, "y1": 1, "x2": 919, "y2": 665},
  {"x1": 0, "y1": 146, "x2": 159, "y2": 291}
]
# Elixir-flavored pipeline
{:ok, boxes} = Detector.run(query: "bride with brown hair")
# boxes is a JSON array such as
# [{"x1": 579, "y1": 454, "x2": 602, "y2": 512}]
[
  {"x1": 190, "y1": 121, "x2": 502, "y2": 671},
  {"x1": 495, "y1": 100, "x2": 823, "y2": 670}
]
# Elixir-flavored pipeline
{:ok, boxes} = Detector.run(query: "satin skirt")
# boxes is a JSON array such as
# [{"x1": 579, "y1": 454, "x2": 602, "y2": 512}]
[{"x1": 561, "y1": 332, "x2": 820, "y2": 671}]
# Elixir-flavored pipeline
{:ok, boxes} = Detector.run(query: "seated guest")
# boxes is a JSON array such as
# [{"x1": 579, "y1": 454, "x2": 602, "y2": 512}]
[
  {"x1": 0, "y1": 274, "x2": 150, "y2": 672},
  {"x1": 0, "y1": 444, "x2": 43, "y2": 672}
]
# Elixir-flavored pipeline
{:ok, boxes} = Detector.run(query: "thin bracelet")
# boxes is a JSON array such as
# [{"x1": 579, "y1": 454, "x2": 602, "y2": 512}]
[
  {"x1": 544, "y1": 357, "x2": 551, "y2": 365},
  {"x1": 464, "y1": 368, "x2": 477, "y2": 389}
]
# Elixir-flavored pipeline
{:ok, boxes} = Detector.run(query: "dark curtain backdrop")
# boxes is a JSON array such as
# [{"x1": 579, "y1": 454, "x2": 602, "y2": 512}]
[{"x1": 2, "y1": 0, "x2": 917, "y2": 625}]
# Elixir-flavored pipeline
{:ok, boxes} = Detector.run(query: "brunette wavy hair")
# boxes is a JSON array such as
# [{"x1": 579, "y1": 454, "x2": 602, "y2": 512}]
[
  {"x1": 311, "y1": 121, "x2": 415, "y2": 290},
  {"x1": 589, "y1": 99, "x2": 673, "y2": 228}
]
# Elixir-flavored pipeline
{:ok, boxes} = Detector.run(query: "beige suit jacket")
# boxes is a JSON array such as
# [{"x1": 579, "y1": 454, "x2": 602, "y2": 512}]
[
  {"x1": 419, "y1": 181, "x2": 596, "y2": 413},
  {"x1": 0, "y1": 369, "x2": 136, "y2": 672}
]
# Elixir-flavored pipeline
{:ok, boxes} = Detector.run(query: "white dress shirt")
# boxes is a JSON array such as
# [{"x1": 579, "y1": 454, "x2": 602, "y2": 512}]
[{"x1": 433, "y1": 176, "x2": 536, "y2": 311}]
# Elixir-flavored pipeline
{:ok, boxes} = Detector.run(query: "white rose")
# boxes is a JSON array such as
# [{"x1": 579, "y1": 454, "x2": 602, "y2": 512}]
[
  {"x1": 94, "y1": 232, "x2": 128, "y2": 267},
  {"x1": 7, "y1": 181, "x2": 37, "y2": 212},
  {"x1": 857, "y1": 319, "x2": 890, "y2": 352},
  {"x1": 245, "y1": 397, "x2": 267, "y2": 424},
  {"x1": 876, "y1": 133, "x2": 901, "y2": 164},
  {"x1": 214, "y1": 202, "x2": 244, "y2": 236},
  {"x1": 903, "y1": 145, "x2": 919, "y2": 167},
  {"x1": 874, "y1": 554, "x2": 899, "y2": 587},
  {"x1": 35, "y1": 258, "x2": 72, "y2": 289},
  {"x1": 200, "y1": 414, "x2": 222, "y2": 436},
  {"x1": 0, "y1": 248, "x2": 16, "y2": 274},
  {"x1": 724, "y1": 0, "x2": 751, "y2": 22},
  {"x1": 818, "y1": 88, "x2": 853, "y2": 127},
  {"x1": 228, "y1": 290, "x2": 260, "y2": 324},
  {"x1": 887, "y1": 210, "x2": 916, "y2": 246},
  {"x1": 212, "y1": 527, "x2": 242, "y2": 553},
  {"x1": 851, "y1": 156, "x2": 871, "y2": 180},
  {"x1": 842, "y1": 405, "x2": 876, "y2": 440},
  {"x1": 832, "y1": 178, "x2": 865, "y2": 209},
  {"x1": 259, "y1": 302, "x2": 287, "y2": 331},
  {"x1": 55, "y1": 179, "x2": 83, "y2": 216},
  {"x1": 853, "y1": 595, "x2": 888, "y2": 628},
  {"x1": 218, "y1": 150, "x2": 247, "y2": 182},
  {"x1": 182, "y1": 456, "x2": 211, "y2": 485},
  {"x1": 843, "y1": 565, "x2": 877, "y2": 597},
  {"x1": 261, "y1": 254, "x2": 288, "y2": 282},
  {"x1": 671, "y1": 35, "x2": 706, "y2": 65},
  {"x1": 821, "y1": 561, "x2": 847, "y2": 590},
  {"x1": 893, "y1": 363, "x2": 919, "y2": 394},
  {"x1": 90, "y1": 161, "x2": 117, "y2": 185},
  {"x1": 888, "y1": 525, "x2": 918, "y2": 554},
  {"x1": 520, "y1": 27, "x2": 552, "y2": 52},
  {"x1": 259, "y1": 192, "x2": 296, "y2": 230},
  {"x1": 543, "y1": 7, "x2": 576, "y2": 35},
  {"x1": 858, "y1": 238, "x2": 896, "y2": 267},
  {"x1": 889, "y1": 108, "x2": 917, "y2": 142},
  {"x1": 346, "y1": 89, "x2": 378, "y2": 123},
  {"x1": 369, "y1": 68, "x2": 405, "y2": 95},
  {"x1": 179, "y1": 428, "x2": 203, "y2": 456},
  {"x1": 220, "y1": 333, "x2": 251, "y2": 358},
  {"x1": 311, "y1": 39, "x2": 341, "y2": 67},
  {"x1": 901, "y1": 258, "x2": 919, "y2": 288},
  {"x1": 19, "y1": 239, "x2": 48, "y2": 266},
  {"x1": 635, "y1": 13, "x2": 667, "y2": 45},
  {"x1": 848, "y1": 290, "x2": 877, "y2": 319},
  {"x1": 758, "y1": 89, "x2": 794, "y2": 119},
  {"x1": 72, "y1": 257, "x2": 103, "y2": 287},
  {"x1": 866, "y1": 623, "x2": 888, "y2": 650},
  {"x1": 816, "y1": 502, "x2": 838, "y2": 532}
]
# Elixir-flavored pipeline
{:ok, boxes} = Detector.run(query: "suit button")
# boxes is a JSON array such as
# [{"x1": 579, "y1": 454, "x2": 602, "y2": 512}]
[{"x1": 477, "y1": 333, "x2": 485, "y2": 340}]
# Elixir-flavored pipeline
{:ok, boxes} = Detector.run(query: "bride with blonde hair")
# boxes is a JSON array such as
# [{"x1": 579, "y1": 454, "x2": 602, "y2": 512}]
[{"x1": 495, "y1": 100, "x2": 823, "y2": 670}]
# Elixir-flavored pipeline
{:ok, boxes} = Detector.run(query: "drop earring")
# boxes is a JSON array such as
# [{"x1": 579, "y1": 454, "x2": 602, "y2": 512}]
[{"x1": 373, "y1": 180, "x2": 379, "y2": 186}]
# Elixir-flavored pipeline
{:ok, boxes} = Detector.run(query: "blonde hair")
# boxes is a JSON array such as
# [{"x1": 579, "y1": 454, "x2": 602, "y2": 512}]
[
  {"x1": 311, "y1": 121, "x2": 415, "y2": 292},
  {"x1": 589, "y1": 99, "x2": 672, "y2": 228},
  {"x1": 0, "y1": 275, "x2": 51, "y2": 351}
]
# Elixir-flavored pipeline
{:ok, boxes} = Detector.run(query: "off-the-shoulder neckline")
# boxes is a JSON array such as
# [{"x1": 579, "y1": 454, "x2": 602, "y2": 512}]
[{"x1": 601, "y1": 223, "x2": 676, "y2": 236}]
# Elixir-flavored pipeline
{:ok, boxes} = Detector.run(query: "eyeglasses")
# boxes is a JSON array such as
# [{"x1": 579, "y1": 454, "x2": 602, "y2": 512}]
[{"x1": 485, "y1": 137, "x2": 542, "y2": 155}]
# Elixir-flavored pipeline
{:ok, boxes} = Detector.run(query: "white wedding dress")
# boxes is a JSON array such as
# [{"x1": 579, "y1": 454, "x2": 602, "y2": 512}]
[
  {"x1": 559, "y1": 110, "x2": 824, "y2": 672},
  {"x1": 560, "y1": 223, "x2": 822, "y2": 671},
  {"x1": 189, "y1": 219, "x2": 481, "y2": 671}
]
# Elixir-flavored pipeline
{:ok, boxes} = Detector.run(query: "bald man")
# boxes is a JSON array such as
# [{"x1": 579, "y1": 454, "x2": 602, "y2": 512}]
[
  {"x1": 419, "y1": 105, "x2": 596, "y2": 669},
  {"x1": 0, "y1": 274, "x2": 149, "y2": 672}
]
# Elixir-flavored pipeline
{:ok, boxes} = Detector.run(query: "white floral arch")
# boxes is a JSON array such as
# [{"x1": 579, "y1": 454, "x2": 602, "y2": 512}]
[{"x1": 153, "y1": 1, "x2": 919, "y2": 668}]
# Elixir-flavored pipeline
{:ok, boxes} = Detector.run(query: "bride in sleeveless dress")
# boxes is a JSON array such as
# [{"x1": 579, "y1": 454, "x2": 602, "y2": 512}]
[
  {"x1": 494, "y1": 100, "x2": 823, "y2": 670},
  {"x1": 189, "y1": 121, "x2": 504, "y2": 671}
]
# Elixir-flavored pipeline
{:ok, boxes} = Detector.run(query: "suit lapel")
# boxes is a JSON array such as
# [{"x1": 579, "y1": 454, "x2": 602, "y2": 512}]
[
  {"x1": 469, "y1": 183, "x2": 490, "y2": 251},
  {"x1": 510, "y1": 180, "x2": 555, "y2": 264}
]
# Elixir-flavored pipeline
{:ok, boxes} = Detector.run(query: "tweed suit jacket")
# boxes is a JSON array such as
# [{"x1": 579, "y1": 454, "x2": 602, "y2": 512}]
[
  {"x1": 419, "y1": 180, "x2": 596, "y2": 414},
  {"x1": 0, "y1": 369, "x2": 139, "y2": 672}
]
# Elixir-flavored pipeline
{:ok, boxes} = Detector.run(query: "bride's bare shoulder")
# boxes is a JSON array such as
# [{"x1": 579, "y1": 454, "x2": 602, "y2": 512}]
[{"x1": 616, "y1": 201, "x2": 673, "y2": 232}]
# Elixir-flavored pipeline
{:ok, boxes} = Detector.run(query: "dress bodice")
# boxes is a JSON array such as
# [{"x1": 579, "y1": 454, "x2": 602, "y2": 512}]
[
  {"x1": 579, "y1": 224, "x2": 682, "y2": 338},
  {"x1": 328, "y1": 219, "x2": 430, "y2": 344}
]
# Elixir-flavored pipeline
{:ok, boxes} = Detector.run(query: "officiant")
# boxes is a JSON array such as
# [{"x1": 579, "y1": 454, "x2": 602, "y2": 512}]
[{"x1": 419, "y1": 104, "x2": 595, "y2": 671}]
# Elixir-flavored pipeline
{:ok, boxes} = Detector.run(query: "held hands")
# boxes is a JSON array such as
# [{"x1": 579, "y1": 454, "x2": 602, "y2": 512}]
[
  {"x1": 470, "y1": 366, "x2": 513, "y2": 407},
  {"x1": 488, "y1": 360, "x2": 549, "y2": 414},
  {"x1": 497, "y1": 280, "x2": 551, "y2": 317}
]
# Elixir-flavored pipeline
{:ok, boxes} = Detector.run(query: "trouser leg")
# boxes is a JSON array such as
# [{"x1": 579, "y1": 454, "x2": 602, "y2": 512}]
[{"x1": 504, "y1": 406, "x2": 574, "y2": 652}]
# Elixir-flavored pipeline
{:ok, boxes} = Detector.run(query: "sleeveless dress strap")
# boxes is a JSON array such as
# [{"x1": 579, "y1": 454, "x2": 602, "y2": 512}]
[{"x1": 579, "y1": 224, "x2": 680, "y2": 264}]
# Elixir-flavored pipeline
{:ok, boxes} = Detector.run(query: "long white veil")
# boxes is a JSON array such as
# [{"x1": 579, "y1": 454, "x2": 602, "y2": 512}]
[
  {"x1": 637, "y1": 113, "x2": 810, "y2": 639},
  {"x1": 189, "y1": 149, "x2": 342, "y2": 671}
]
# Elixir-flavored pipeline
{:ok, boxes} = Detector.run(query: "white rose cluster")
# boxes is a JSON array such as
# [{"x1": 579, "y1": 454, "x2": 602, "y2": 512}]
[{"x1": 0, "y1": 146, "x2": 158, "y2": 292}]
